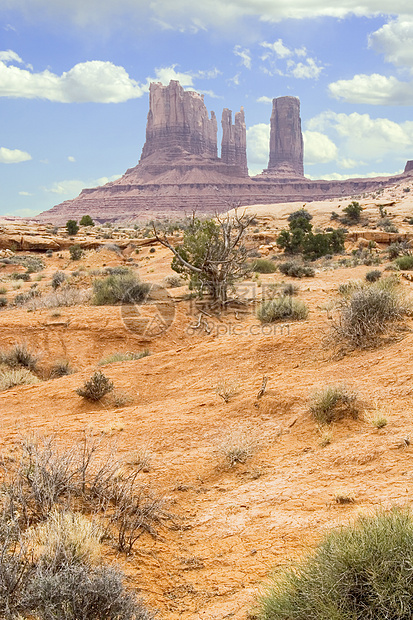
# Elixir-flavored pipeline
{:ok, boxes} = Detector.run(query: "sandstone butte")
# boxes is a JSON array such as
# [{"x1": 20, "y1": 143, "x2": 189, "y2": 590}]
[{"x1": 37, "y1": 80, "x2": 413, "y2": 224}]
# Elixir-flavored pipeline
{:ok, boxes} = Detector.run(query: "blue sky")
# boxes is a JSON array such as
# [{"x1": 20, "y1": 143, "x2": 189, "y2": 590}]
[{"x1": 1, "y1": 1, "x2": 413, "y2": 217}]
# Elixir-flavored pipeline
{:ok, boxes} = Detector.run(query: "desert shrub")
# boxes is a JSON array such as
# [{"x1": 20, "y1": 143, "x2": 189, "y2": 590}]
[
  {"x1": 8, "y1": 255, "x2": 45, "y2": 272},
  {"x1": 278, "y1": 261, "x2": 315, "y2": 278},
  {"x1": 0, "y1": 296, "x2": 7, "y2": 307},
  {"x1": 163, "y1": 274, "x2": 184, "y2": 288},
  {"x1": 258, "y1": 507, "x2": 413, "y2": 620},
  {"x1": 309, "y1": 385, "x2": 358, "y2": 424},
  {"x1": 0, "y1": 342, "x2": 39, "y2": 370},
  {"x1": 214, "y1": 378, "x2": 240, "y2": 403},
  {"x1": 79, "y1": 215, "x2": 94, "y2": 227},
  {"x1": 92, "y1": 271, "x2": 150, "y2": 306},
  {"x1": 252, "y1": 259, "x2": 277, "y2": 273},
  {"x1": 342, "y1": 200, "x2": 363, "y2": 223},
  {"x1": 76, "y1": 371, "x2": 114, "y2": 401},
  {"x1": 49, "y1": 359, "x2": 75, "y2": 379},
  {"x1": 388, "y1": 241, "x2": 411, "y2": 259},
  {"x1": 332, "y1": 279, "x2": 410, "y2": 347},
  {"x1": 365, "y1": 269, "x2": 382, "y2": 282},
  {"x1": 24, "y1": 562, "x2": 153, "y2": 620},
  {"x1": 66, "y1": 220, "x2": 79, "y2": 235},
  {"x1": 51, "y1": 271, "x2": 66, "y2": 290},
  {"x1": 104, "y1": 266, "x2": 129, "y2": 276},
  {"x1": 257, "y1": 296, "x2": 309, "y2": 323},
  {"x1": 10, "y1": 271, "x2": 31, "y2": 281},
  {"x1": 281, "y1": 282, "x2": 299, "y2": 296},
  {"x1": 395, "y1": 255, "x2": 413, "y2": 270},
  {"x1": 337, "y1": 279, "x2": 363, "y2": 297},
  {"x1": 98, "y1": 350, "x2": 150, "y2": 366},
  {"x1": 28, "y1": 287, "x2": 92, "y2": 309},
  {"x1": 0, "y1": 368, "x2": 40, "y2": 390},
  {"x1": 69, "y1": 244, "x2": 83, "y2": 261},
  {"x1": 287, "y1": 208, "x2": 313, "y2": 223}
]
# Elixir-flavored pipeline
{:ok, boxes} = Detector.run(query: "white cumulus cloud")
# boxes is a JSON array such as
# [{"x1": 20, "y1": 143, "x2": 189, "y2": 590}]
[
  {"x1": 0, "y1": 54, "x2": 219, "y2": 103},
  {"x1": 303, "y1": 131, "x2": 338, "y2": 165},
  {"x1": 0, "y1": 147, "x2": 31, "y2": 163},
  {"x1": 369, "y1": 17, "x2": 413, "y2": 69},
  {"x1": 246, "y1": 122, "x2": 270, "y2": 174},
  {"x1": 328, "y1": 73, "x2": 413, "y2": 105},
  {"x1": 307, "y1": 111, "x2": 413, "y2": 160},
  {"x1": 0, "y1": 57, "x2": 146, "y2": 102}
]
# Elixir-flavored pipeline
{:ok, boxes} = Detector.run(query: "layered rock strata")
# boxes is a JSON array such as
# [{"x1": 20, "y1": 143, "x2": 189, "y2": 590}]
[
  {"x1": 140, "y1": 81, "x2": 218, "y2": 161},
  {"x1": 37, "y1": 81, "x2": 413, "y2": 224}
]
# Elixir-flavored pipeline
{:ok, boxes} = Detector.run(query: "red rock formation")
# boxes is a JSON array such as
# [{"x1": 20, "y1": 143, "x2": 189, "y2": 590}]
[
  {"x1": 221, "y1": 107, "x2": 248, "y2": 175},
  {"x1": 265, "y1": 96, "x2": 304, "y2": 178},
  {"x1": 141, "y1": 81, "x2": 218, "y2": 160},
  {"x1": 37, "y1": 81, "x2": 413, "y2": 224}
]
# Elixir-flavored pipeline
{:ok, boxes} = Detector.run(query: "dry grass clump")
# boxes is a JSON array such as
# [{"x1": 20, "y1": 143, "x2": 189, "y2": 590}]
[
  {"x1": 98, "y1": 350, "x2": 149, "y2": 366},
  {"x1": 0, "y1": 367, "x2": 40, "y2": 391},
  {"x1": 76, "y1": 371, "x2": 114, "y2": 401},
  {"x1": 28, "y1": 286, "x2": 92, "y2": 309},
  {"x1": 258, "y1": 507, "x2": 413, "y2": 620},
  {"x1": 309, "y1": 384, "x2": 359, "y2": 424},
  {"x1": 217, "y1": 428, "x2": 258, "y2": 467},
  {"x1": 25, "y1": 510, "x2": 102, "y2": 566},
  {"x1": 111, "y1": 390, "x2": 134, "y2": 408},
  {"x1": 214, "y1": 378, "x2": 240, "y2": 403},
  {"x1": 332, "y1": 277, "x2": 411, "y2": 348},
  {"x1": 257, "y1": 296, "x2": 308, "y2": 323}
]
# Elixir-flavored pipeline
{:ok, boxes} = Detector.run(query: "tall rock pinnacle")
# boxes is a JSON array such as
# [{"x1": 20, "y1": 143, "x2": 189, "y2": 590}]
[
  {"x1": 221, "y1": 107, "x2": 248, "y2": 175},
  {"x1": 267, "y1": 96, "x2": 304, "y2": 177},
  {"x1": 140, "y1": 80, "x2": 218, "y2": 161}
]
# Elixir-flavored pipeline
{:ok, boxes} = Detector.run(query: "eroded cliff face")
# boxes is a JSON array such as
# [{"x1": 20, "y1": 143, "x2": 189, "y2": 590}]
[
  {"x1": 37, "y1": 81, "x2": 412, "y2": 224},
  {"x1": 221, "y1": 107, "x2": 248, "y2": 175},
  {"x1": 140, "y1": 81, "x2": 218, "y2": 161}
]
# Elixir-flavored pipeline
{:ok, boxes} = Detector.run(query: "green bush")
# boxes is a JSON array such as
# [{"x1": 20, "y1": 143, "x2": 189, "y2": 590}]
[
  {"x1": 92, "y1": 271, "x2": 150, "y2": 306},
  {"x1": 252, "y1": 259, "x2": 277, "y2": 273},
  {"x1": 395, "y1": 255, "x2": 413, "y2": 270},
  {"x1": 66, "y1": 220, "x2": 79, "y2": 235},
  {"x1": 69, "y1": 245, "x2": 83, "y2": 261},
  {"x1": 51, "y1": 271, "x2": 66, "y2": 289},
  {"x1": 76, "y1": 371, "x2": 114, "y2": 401},
  {"x1": 342, "y1": 200, "x2": 363, "y2": 223},
  {"x1": 257, "y1": 296, "x2": 308, "y2": 323},
  {"x1": 258, "y1": 507, "x2": 413, "y2": 620},
  {"x1": 309, "y1": 384, "x2": 358, "y2": 425},
  {"x1": 79, "y1": 215, "x2": 94, "y2": 227},
  {"x1": 278, "y1": 261, "x2": 315, "y2": 278},
  {"x1": 365, "y1": 269, "x2": 382, "y2": 282}
]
